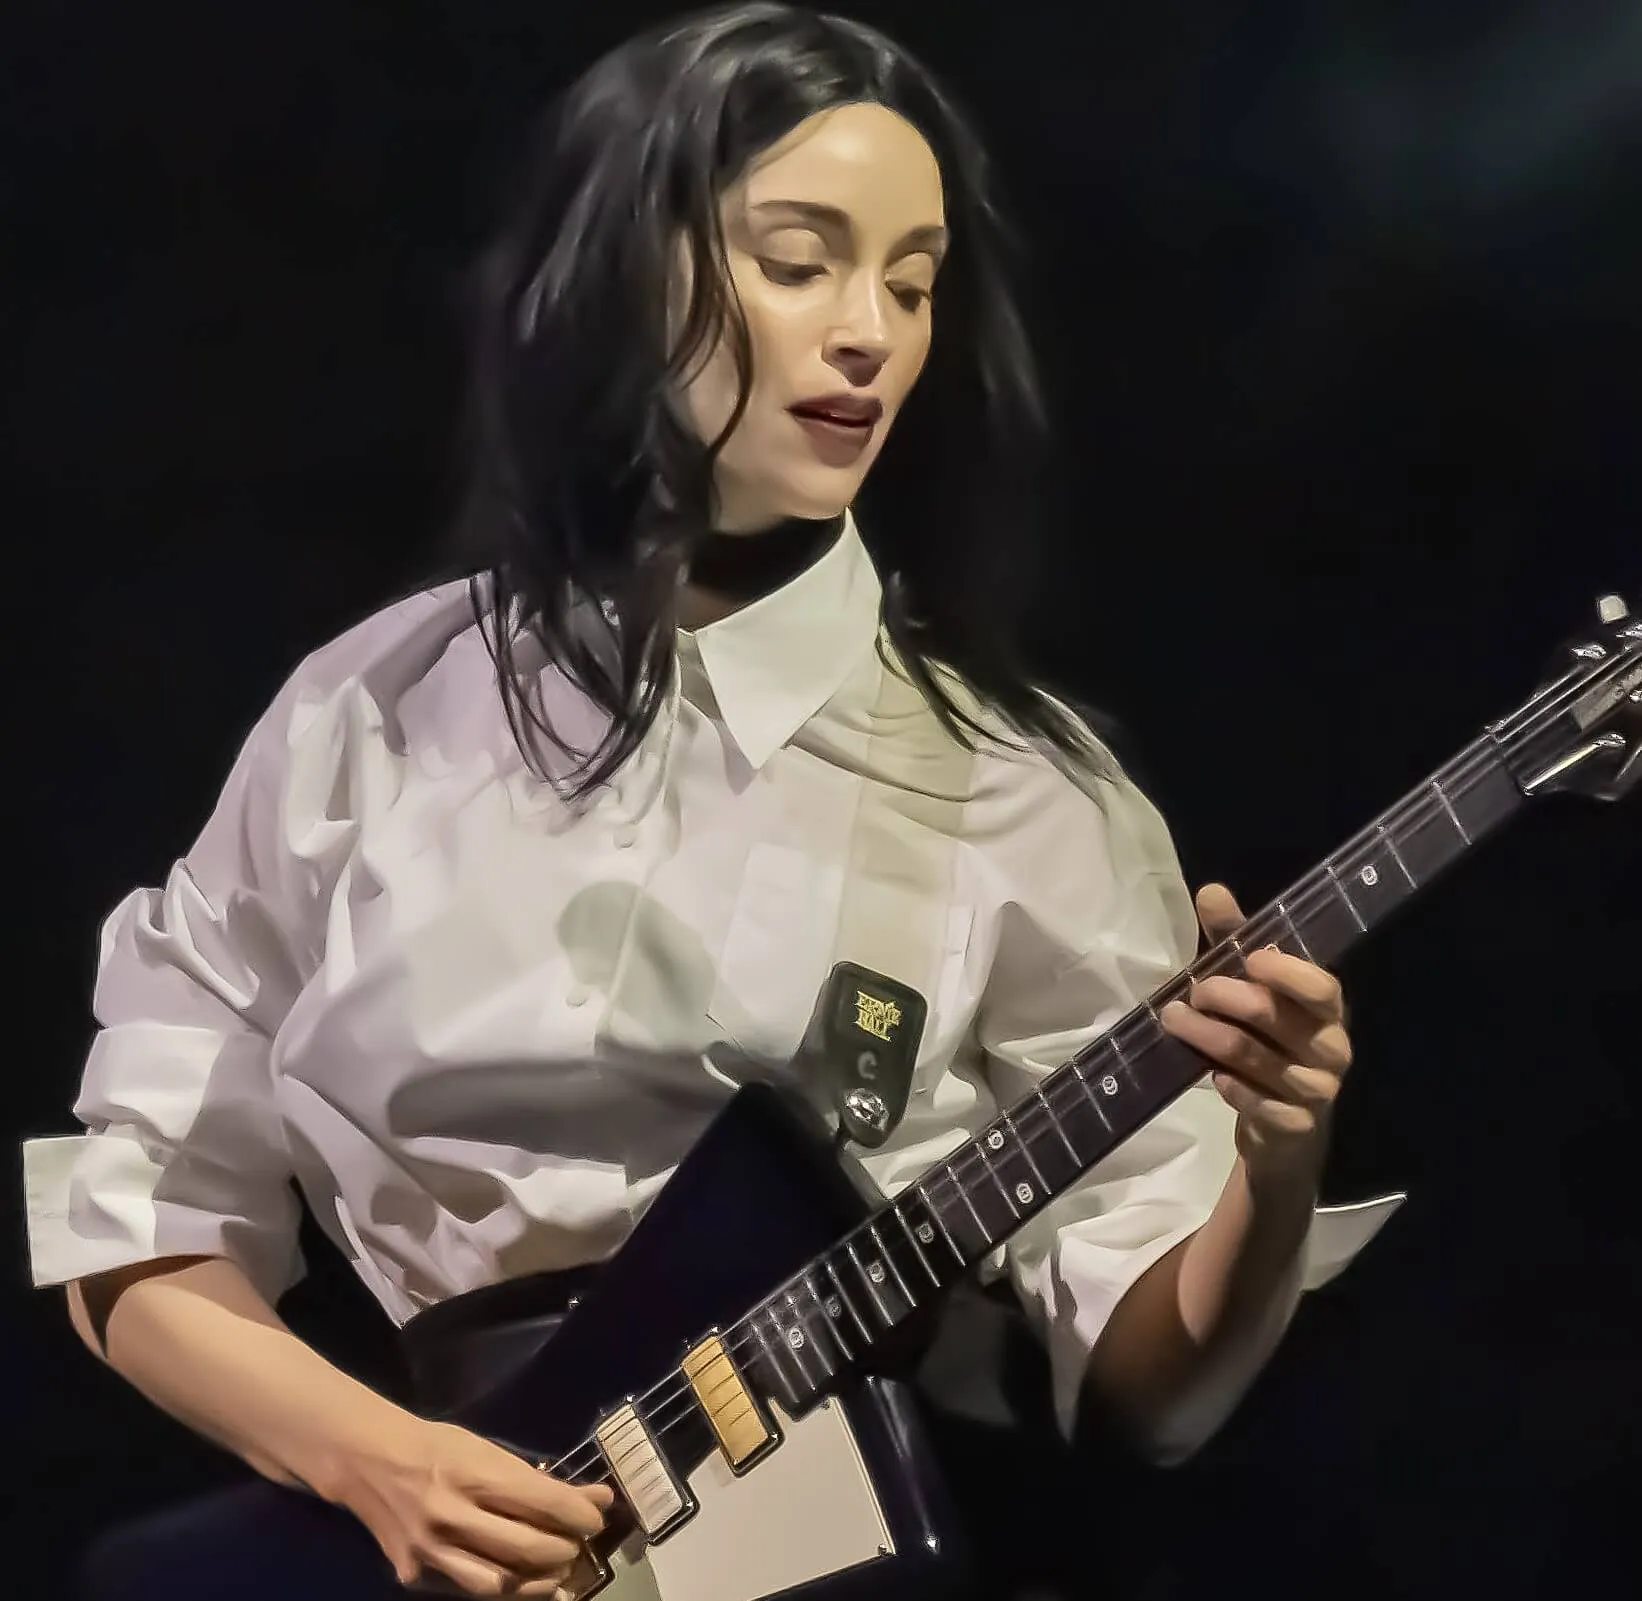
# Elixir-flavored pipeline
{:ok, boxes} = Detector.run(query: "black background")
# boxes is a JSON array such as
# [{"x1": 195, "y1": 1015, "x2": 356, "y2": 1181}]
[{"x1": 3, "y1": 2, "x2": 1640, "y2": 1597}]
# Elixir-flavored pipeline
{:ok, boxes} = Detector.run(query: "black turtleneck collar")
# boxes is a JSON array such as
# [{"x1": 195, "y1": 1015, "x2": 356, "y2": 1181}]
[{"x1": 685, "y1": 512, "x2": 846, "y2": 604}]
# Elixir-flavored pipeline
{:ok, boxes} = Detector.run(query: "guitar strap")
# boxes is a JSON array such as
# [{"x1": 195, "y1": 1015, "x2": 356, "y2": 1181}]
[{"x1": 813, "y1": 638, "x2": 976, "y2": 1151}]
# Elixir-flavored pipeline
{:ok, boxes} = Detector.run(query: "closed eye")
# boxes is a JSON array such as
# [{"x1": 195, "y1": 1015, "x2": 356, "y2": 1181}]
[{"x1": 759, "y1": 260, "x2": 826, "y2": 287}]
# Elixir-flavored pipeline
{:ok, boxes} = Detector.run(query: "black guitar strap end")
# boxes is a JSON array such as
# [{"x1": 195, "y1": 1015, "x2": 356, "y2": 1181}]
[{"x1": 810, "y1": 961, "x2": 927, "y2": 1152}]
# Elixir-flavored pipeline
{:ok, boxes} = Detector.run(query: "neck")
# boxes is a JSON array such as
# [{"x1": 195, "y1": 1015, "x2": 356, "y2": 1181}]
[{"x1": 680, "y1": 511, "x2": 845, "y2": 627}]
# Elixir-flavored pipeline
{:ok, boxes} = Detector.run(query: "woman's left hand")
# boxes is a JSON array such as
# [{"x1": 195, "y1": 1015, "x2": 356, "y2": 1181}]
[{"x1": 1159, "y1": 882, "x2": 1353, "y2": 1184}]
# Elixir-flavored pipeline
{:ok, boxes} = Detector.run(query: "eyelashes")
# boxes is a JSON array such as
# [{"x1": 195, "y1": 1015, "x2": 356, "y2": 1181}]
[
  {"x1": 757, "y1": 260, "x2": 826, "y2": 287},
  {"x1": 757, "y1": 259, "x2": 931, "y2": 310}
]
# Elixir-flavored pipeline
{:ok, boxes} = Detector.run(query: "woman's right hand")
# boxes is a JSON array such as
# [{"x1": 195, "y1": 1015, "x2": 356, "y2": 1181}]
[{"x1": 328, "y1": 1413, "x2": 616, "y2": 1596}]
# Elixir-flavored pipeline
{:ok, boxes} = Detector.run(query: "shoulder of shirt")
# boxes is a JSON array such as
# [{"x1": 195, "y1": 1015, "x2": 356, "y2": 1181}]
[
  {"x1": 250, "y1": 576, "x2": 491, "y2": 761},
  {"x1": 904, "y1": 648, "x2": 1138, "y2": 818},
  {"x1": 283, "y1": 576, "x2": 478, "y2": 696}
]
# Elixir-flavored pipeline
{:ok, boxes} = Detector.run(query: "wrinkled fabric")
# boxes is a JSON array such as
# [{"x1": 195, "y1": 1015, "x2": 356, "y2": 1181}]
[{"x1": 23, "y1": 514, "x2": 1401, "y2": 1439}]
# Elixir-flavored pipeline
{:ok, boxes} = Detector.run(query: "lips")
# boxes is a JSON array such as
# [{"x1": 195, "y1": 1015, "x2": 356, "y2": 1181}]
[
  {"x1": 788, "y1": 398, "x2": 879, "y2": 465},
  {"x1": 787, "y1": 394, "x2": 883, "y2": 428}
]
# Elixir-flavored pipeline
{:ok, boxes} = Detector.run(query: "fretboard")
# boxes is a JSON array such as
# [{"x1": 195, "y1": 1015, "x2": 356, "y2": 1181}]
[{"x1": 735, "y1": 727, "x2": 1538, "y2": 1413}]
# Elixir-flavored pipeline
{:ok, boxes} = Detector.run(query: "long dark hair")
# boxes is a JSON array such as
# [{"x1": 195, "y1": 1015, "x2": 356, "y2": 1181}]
[{"x1": 455, "y1": 1, "x2": 1106, "y2": 798}]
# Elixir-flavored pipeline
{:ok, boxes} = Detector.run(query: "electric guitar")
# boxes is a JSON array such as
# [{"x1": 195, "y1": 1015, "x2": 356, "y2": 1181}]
[{"x1": 297, "y1": 593, "x2": 1642, "y2": 1601}]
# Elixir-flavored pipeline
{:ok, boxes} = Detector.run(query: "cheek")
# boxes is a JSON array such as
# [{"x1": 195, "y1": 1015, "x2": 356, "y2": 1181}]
[
  {"x1": 679, "y1": 340, "x2": 740, "y2": 444},
  {"x1": 880, "y1": 327, "x2": 934, "y2": 426},
  {"x1": 732, "y1": 283, "x2": 805, "y2": 397},
  {"x1": 678, "y1": 278, "x2": 790, "y2": 448}
]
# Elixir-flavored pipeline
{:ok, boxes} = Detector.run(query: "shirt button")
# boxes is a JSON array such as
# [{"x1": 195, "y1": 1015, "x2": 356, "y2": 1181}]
[
  {"x1": 566, "y1": 984, "x2": 591, "y2": 1008},
  {"x1": 613, "y1": 824, "x2": 638, "y2": 849}
]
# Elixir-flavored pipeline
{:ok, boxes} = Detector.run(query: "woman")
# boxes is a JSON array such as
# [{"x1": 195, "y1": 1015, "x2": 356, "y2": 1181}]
[{"x1": 24, "y1": 5, "x2": 1398, "y2": 1598}]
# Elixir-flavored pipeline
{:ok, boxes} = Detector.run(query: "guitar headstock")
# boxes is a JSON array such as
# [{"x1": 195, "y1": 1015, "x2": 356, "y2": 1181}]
[{"x1": 1501, "y1": 593, "x2": 1642, "y2": 803}]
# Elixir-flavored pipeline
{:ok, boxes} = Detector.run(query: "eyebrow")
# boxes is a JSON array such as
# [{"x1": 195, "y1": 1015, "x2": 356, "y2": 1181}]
[{"x1": 747, "y1": 199, "x2": 948, "y2": 261}]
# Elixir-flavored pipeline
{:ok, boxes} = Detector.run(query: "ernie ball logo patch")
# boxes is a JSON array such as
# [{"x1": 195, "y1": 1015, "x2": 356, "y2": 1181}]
[{"x1": 852, "y1": 991, "x2": 902, "y2": 1041}]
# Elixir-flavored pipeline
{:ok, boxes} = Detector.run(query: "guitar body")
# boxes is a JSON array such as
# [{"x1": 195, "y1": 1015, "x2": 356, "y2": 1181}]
[
  {"x1": 451, "y1": 1084, "x2": 968, "y2": 1601},
  {"x1": 116, "y1": 594, "x2": 1642, "y2": 1601}
]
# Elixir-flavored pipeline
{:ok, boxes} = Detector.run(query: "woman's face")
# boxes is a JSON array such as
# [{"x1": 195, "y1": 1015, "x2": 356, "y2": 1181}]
[{"x1": 675, "y1": 101, "x2": 947, "y2": 532}]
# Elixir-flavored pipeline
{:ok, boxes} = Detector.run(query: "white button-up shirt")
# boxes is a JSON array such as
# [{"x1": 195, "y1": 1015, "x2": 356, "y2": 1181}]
[{"x1": 23, "y1": 516, "x2": 1401, "y2": 1434}]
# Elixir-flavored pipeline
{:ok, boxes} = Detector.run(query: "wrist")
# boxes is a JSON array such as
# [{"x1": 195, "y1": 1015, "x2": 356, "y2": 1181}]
[
  {"x1": 1230, "y1": 1150, "x2": 1321, "y2": 1270},
  {"x1": 1239, "y1": 1112, "x2": 1330, "y2": 1200},
  {"x1": 281, "y1": 1378, "x2": 429, "y2": 1505}
]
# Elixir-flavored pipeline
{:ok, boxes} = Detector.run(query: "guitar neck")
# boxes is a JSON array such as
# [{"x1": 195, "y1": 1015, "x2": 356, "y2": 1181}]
[{"x1": 735, "y1": 717, "x2": 1562, "y2": 1411}]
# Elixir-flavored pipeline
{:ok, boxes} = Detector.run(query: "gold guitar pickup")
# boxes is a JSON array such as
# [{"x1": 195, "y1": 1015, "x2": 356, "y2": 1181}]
[{"x1": 681, "y1": 1334, "x2": 780, "y2": 1472}]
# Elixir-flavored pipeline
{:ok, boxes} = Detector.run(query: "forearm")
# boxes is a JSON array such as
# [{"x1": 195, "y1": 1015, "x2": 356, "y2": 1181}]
[
  {"x1": 1083, "y1": 1153, "x2": 1318, "y2": 1464},
  {"x1": 68, "y1": 1255, "x2": 419, "y2": 1499}
]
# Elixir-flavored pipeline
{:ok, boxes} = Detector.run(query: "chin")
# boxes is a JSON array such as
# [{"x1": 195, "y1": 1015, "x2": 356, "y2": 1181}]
[
  {"x1": 772, "y1": 466, "x2": 872, "y2": 522},
  {"x1": 715, "y1": 448, "x2": 875, "y2": 529}
]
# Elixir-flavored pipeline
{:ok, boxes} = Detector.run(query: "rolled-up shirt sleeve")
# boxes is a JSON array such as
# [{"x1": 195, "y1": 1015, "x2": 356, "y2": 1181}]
[
  {"x1": 976, "y1": 752, "x2": 1404, "y2": 1441},
  {"x1": 23, "y1": 679, "x2": 320, "y2": 1306}
]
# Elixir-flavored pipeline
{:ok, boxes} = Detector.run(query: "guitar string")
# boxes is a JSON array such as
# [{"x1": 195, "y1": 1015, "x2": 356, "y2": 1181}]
[
  {"x1": 539, "y1": 742, "x2": 1509, "y2": 1487},
  {"x1": 539, "y1": 746, "x2": 1513, "y2": 1490},
  {"x1": 537, "y1": 643, "x2": 1637, "y2": 1490},
  {"x1": 540, "y1": 659, "x2": 1625, "y2": 1493},
  {"x1": 542, "y1": 646, "x2": 1636, "y2": 1489}
]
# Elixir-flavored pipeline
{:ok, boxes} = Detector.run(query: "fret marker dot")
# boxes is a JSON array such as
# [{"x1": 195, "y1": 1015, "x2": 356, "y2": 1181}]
[
  {"x1": 1015, "y1": 1182, "x2": 1034, "y2": 1205},
  {"x1": 1360, "y1": 865, "x2": 1379, "y2": 887},
  {"x1": 787, "y1": 1327, "x2": 805, "y2": 1350},
  {"x1": 825, "y1": 1297, "x2": 842, "y2": 1317},
  {"x1": 986, "y1": 1130, "x2": 1004, "y2": 1151},
  {"x1": 915, "y1": 1222, "x2": 935, "y2": 1244},
  {"x1": 867, "y1": 1261, "x2": 886, "y2": 1284},
  {"x1": 1100, "y1": 1074, "x2": 1119, "y2": 1096}
]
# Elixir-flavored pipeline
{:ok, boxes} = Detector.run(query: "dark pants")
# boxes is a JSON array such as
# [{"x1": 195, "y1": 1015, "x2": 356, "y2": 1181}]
[
  {"x1": 75, "y1": 1481, "x2": 410, "y2": 1601},
  {"x1": 72, "y1": 1280, "x2": 1132, "y2": 1601}
]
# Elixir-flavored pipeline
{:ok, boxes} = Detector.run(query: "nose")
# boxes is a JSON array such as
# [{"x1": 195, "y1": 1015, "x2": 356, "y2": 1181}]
[{"x1": 823, "y1": 275, "x2": 892, "y2": 387}]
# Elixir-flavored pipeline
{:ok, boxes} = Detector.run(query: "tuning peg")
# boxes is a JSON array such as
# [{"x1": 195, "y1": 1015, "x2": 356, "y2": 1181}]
[{"x1": 1597, "y1": 594, "x2": 1630, "y2": 623}]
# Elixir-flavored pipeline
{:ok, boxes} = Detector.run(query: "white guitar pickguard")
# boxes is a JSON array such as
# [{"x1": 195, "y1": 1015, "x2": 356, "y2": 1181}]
[{"x1": 596, "y1": 1397, "x2": 893, "y2": 1601}]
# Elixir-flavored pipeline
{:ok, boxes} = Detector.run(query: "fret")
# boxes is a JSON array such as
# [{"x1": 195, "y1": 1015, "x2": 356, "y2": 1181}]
[
  {"x1": 1023, "y1": 1090, "x2": 1084, "y2": 1191},
  {"x1": 1109, "y1": 1025, "x2": 1147, "y2": 1091},
  {"x1": 764, "y1": 1304, "x2": 823, "y2": 1396},
  {"x1": 798, "y1": 1270, "x2": 856, "y2": 1365},
  {"x1": 1326, "y1": 831, "x2": 1416, "y2": 928},
  {"x1": 1392, "y1": 757, "x2": 1518, "y2": 884},
  {"x1": 750, "y1": 1317, "x2": 805, "y2": 1412},
  {"x1": 1285, "y1": 870, "x2": 1365, "y2": 967},
  {"x1": 1074, "y1": 1052, "x2": 1131, "y2": 1128},
  {"x1": 845, "y1": 1237, "x2": 911, "y2": 1328},
  {"x1": 1003, "y1": 1109, "x2": 1052, "y2": 1194},
  {"x1": 990, "y1": 1110, "x2": 1059, "y2": 1215},
  {"x1": 974, "y1": 1134, "x2": 1020, "y2": 1217},
  {"x1": 889, "y1": 1196, "x2": 949, "y2": 1287},
  {"x1": 976, "y1": 1127, "x2": 1049, "y2": 1222},
  {"x1": 1147, "y1": 971, "x2": 1193, "y2": 1022},
  {"x1": 1464, "y1": 755, "x2": 1525, "y2": 837},
  {"x1": 1193, "y1": 936, "x2": 1245, "y2": 984},
  {"x1": 902, "y1": 1186, "x2": 966, "y2": 1273},
  {"x1": 928, "y1": 1164, "x2": 992, "y2": 1261},
  {"x1": 865, "y1": 1220, "x2": 918, "y2": 1309},
  {"x1": 1377, "y1": 822, "x2": 1416, "y2": 889},
  {"x1": 1431, "y1": 777, "x2": 1470, "y2": 843},
  {"x1": 1083, "y1": 1020, "x2": 1173, "y2": 1128},
  {"x1": 1324, "y1": 862, "x2": 1368, "y2": 931},
  {"x1": 785, "y1": 1289, "x2": 838, "y2": 1379},
  {"x1": 821, "y1": 1258, "x2": 872, "y2": 1344},
  {"x1": 1049, "y1": 1056, "x2": 1114, "y2": 1159},
  {"x1": 956, "y1": 1138, "x2": 1023, "y2": 1240},
  {"x1": 1272, "y1": 899, "x2": 1315, "y2": 962},
  {"x1": 1396, "y1": 788, "x2": 1471, "y2": 881}
]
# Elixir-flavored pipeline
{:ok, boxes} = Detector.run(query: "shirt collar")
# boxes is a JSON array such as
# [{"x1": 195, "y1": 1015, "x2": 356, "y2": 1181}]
[{"x1": 680, "y1": 509, "x2": 882, "y2": 769}]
